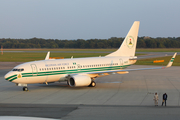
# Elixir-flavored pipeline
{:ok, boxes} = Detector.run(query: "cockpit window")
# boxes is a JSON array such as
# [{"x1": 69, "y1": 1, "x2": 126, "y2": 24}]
[{"x1": 12, "y1": 68, "x2": 24, "y2": 72}]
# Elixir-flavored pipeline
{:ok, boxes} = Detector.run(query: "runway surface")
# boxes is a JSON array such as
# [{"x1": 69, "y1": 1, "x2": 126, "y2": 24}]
[
  {"x1": 1, "y1": 65, "x2": 180, "y2": 105},
  {"x1": 0, "y1": 63, "x2": 180, "y2": 119}
]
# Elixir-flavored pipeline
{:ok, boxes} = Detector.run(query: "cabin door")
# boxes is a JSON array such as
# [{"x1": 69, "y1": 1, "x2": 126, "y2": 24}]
[
  {"x1": 31, "y1": 64, "x2": 38, "y2": 76},
  {"x1": 77, "y1": 64, "x2": 81, "y2": 72},
  {"x1": 119, "y1": 59, "x2": 123, "y2": 69}
]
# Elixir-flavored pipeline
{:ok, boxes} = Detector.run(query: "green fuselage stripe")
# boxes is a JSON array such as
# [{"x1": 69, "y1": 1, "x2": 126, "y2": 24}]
[
  {"x1": 9, "y1": 76, "x2": 17, "y2": 82},
  {"x1": 5, "y1": 74, "x2": 17, "y2": 80}
]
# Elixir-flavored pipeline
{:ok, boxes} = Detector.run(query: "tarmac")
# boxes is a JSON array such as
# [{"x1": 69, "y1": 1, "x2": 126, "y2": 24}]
[{"x1": 0, "y1": 62, "x2": 180, "y2": 120}]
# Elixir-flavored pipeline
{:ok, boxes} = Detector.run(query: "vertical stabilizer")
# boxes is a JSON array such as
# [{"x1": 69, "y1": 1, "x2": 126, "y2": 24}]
[{"x1": 106, "y1": 21, "x2": 140, "y2": 57}]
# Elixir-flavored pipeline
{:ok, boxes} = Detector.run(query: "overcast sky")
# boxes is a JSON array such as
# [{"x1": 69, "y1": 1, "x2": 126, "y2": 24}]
[{"x1": 0, "y1": 0, "x2": 179, "y2": 39}]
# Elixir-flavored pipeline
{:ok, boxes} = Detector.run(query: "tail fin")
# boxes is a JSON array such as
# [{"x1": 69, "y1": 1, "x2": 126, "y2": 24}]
[{"x1": 106, "y1": 21, "x2": 140, "y2": 57}]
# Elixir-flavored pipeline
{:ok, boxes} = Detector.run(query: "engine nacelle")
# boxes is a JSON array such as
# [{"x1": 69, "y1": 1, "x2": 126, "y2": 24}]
[{"x1": 68, "y1": 75, "x2": 91, "y2": 87}]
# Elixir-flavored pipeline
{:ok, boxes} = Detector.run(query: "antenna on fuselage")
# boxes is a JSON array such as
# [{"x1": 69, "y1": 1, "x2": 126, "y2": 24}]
[{"x1": 45, "y1": 51, "x2": 50, "y2": 60}]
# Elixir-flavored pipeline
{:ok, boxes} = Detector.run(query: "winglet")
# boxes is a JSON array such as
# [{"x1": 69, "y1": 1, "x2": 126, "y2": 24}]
[
  {"x1": 45, "y1": 51, "x2": 50, "y2": 60},
  {"x1": 166, "y1": 52, "x2": 177, "y2": 68}
]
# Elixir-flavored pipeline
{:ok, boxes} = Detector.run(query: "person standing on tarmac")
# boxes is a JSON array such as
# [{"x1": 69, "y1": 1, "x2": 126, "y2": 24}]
[
  {"x1": 162, "y1": 93, "x2": 168, "y2": 106},
  {"x1": 154, "y1": 93, "x2": 159, "y2": 106}
]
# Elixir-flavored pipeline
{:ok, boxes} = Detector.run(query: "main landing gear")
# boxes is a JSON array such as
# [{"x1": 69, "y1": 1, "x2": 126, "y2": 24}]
[
  {"x1": 88, "y1": 81, "x2": 96, "y2": 87},
  {"x1": 23, "y1": 87, "x2": 28, "y2": 91},
  {"x1": 15, "y1": 83, "x2": 28, "y2": 91}
]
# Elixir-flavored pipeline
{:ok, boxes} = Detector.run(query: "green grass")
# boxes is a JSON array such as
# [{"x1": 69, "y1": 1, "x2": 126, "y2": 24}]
[
  {"x1": 136, "y1": 48, "x2": 180, "y2": 52},
  {"x1": 0, "y1": 52, "x2": 108, "y2": 62},
  {"x1": 0, "y1": 49, "x2": 179, "y2": 66},
  {"x1": 135, "y1": 55, "x2": 180, "y2": 66},
  {"x1": 3, "y1": 48, "x2": 116, "y2": 52},
  {"x1": 0, "y1": 52, "x2": 142, "y2": 62},
  {"x1": 3, "y1": 48, "x2": 180, "y2": 52}
]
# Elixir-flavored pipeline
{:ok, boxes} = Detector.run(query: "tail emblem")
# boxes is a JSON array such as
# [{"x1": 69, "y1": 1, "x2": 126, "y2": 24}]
[{"x1": 126, "y1": 36, "x2": 134, "y2": 48}]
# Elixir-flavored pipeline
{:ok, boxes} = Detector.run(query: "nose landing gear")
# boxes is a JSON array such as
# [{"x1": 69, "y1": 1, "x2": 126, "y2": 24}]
[
  {"x1": 23, "y1": 87, "x2": 28, "y2": 91},
  {"x1": 16, "y1": 83, "x2": 28, "y2": 91}
]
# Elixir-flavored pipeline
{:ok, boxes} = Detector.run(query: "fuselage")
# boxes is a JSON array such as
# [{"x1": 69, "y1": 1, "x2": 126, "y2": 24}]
[{"x1": 4, "y1": 56, "x2": 136, "y2": 84}]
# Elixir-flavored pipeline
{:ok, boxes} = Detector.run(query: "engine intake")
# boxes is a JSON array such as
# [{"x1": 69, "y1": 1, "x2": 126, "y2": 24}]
[{"x1": 68, "y1": 75, "x2": 91, "y2": 87}]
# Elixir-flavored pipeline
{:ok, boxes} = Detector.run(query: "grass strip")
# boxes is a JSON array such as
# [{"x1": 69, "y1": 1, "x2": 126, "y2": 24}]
[{"x1": 135, "y1": 55, "x2": 180, "y2": 66}]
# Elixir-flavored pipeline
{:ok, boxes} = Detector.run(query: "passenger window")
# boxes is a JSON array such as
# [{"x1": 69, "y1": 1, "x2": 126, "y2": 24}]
[{"x1": 22, "y1": 69, "x2": 24, "y2": 71}]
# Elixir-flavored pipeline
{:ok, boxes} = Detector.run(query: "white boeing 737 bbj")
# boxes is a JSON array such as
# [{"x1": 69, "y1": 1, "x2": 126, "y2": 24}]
[{"x1": 4, "y1": 21, "x2": 177, "y2": 91}]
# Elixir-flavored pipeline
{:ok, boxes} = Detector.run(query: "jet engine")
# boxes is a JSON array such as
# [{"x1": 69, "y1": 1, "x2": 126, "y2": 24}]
[{"x1": 68, "y1": 75, "x2": 92, "y2": 87}]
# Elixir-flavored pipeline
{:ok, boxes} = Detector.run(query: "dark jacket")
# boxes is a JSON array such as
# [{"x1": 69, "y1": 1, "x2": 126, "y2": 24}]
[{"x1": 163, "y1": 94, "x2": 168, "y2": 100}]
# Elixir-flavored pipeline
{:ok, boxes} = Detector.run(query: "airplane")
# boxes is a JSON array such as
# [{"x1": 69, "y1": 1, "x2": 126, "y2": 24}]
[{"x1": 4, "y1": 21, "x2": 177, "y2": 91}]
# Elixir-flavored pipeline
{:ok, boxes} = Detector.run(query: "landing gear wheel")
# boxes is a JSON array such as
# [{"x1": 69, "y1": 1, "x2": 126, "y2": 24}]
[
  {"x1": 23, "y1": 87, "x2": 28, "y2": 91},
  {"x1": 89, "y1": 81, "x2": 96, "y2": 87}
]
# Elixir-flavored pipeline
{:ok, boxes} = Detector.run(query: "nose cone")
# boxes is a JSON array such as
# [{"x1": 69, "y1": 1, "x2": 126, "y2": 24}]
[
  {"x1": 4, "y1": 72, "x2": 10, "y2": 80},
  {"x1": 4, "y1": 71, "x2": 17, "y2": 82}
]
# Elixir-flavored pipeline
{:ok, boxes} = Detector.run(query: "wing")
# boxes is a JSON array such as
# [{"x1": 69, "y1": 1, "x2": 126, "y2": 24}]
[{"x1": 86, "y1": 52, "x2": 177, "y2": 78}]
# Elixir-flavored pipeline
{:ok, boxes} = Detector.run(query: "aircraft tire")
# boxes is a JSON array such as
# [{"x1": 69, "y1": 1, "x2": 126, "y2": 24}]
[
  {"x1": 23, "y1": 87, "x2": 28, "y2": 91},
  {"x1": 89, "y1": 81, "x2": 96, "y2": 87}
]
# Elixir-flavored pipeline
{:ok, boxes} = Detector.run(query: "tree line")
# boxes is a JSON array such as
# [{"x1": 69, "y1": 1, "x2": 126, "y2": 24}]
[{"x1": 0, "y1": 37, "x2": 180, "y2": 48}]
